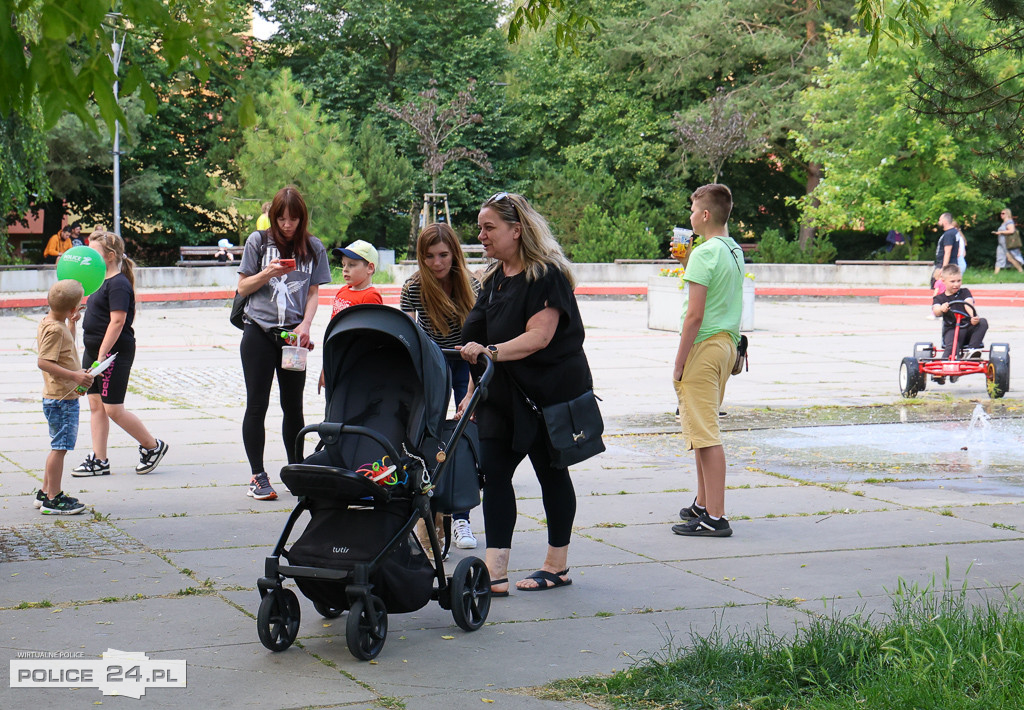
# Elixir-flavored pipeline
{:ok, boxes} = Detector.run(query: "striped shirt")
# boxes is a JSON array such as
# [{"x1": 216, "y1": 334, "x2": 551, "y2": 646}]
[{"x1": 400, "y1": 276, "x2": 481, "y2": 349}]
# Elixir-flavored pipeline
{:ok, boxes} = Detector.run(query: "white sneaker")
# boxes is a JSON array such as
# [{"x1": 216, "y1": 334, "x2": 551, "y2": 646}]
[{"x1": 452, "y1": 519, "x2": 478, "y2": 549}]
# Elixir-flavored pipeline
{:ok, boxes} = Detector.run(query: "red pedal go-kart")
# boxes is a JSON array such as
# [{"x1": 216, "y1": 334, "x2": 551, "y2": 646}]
[{"x1": 899, "y1": 299, "x2": 1011, "y2": 399}]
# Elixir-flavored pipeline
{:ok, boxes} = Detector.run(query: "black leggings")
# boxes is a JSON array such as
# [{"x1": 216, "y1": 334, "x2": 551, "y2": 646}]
[
  {"x1": 481, "y1": 434, "x2": 576, "y2": 549},
  {"x1": 241, "y1": 322, "x2": 306, "y2": 475}
]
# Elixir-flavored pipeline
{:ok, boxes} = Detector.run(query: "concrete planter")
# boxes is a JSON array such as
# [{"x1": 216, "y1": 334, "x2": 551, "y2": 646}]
[{"x1": 647, "y1": 275, "x2": 755, "y2": 333}]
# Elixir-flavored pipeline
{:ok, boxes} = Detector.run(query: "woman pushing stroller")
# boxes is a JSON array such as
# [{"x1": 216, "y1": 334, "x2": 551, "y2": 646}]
[{"x1": 459, "y1": 192, "x2": 594, "y2": 594}]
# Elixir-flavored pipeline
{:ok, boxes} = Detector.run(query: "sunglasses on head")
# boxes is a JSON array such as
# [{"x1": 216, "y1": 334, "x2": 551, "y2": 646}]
[{"x1": 486, "y1": 192, "x2": 520, "y2": 219}]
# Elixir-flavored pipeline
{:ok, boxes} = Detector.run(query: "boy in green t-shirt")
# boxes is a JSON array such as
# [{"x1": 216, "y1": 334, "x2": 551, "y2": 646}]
[{"x1": 671, "y1": 184, "x2": 744, "y2": 538}]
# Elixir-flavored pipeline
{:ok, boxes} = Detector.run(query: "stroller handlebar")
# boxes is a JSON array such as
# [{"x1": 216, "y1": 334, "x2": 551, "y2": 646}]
[{"x1": 293, "y1": 423, "x2": 404, "y2": 465}]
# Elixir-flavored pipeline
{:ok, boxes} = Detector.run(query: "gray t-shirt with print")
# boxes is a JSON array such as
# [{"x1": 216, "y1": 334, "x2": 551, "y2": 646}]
[{"x1": 238, "y1": 231, "x2": 332, "y2": 330}]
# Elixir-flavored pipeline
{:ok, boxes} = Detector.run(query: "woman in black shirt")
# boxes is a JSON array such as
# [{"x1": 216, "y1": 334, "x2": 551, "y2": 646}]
[{"x1": 459, "y1": 192, "x2": 593, "y2": 594}]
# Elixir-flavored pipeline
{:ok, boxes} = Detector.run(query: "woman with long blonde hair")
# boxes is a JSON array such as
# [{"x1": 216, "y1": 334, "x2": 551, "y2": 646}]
[
  {"x1": 72, "y1": 230, "x2": 169, "y2": 477},
  {"x1": 401, "y1": 222, "x2": 482, "y2": 548},
  {"x1": 459, "y1": 192, "x2": 592, "y2": 594}
]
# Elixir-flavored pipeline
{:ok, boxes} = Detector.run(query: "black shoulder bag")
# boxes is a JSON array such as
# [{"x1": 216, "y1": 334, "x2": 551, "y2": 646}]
[
  {"x1": 230, "y1": 231, "x2": 267, "y2": 330},
  {"x1": 508, "y1": 372, "x2": 605, "y2": 469}
]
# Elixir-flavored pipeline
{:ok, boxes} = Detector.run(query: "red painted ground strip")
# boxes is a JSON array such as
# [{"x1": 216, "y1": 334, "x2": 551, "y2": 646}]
[{"x1": 3, "y1": 284, "x2": 1023, "y2": 310}]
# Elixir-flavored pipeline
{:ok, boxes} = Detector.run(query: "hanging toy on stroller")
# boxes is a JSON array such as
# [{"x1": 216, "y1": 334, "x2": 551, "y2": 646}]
[{"x1": 255, "y1": 305, "x2": 493, "y2": 660}]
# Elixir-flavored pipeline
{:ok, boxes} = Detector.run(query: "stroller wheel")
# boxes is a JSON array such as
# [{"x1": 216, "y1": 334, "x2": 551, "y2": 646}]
[
  {"x1": 313, "y1": 601, "x2": 343, "y2": 619},
  {"x1": 450, "y1": 557, "x2": 491, "y2": 632},
  {"x1": 257, "y1": 588, "x2": 301, "y2": 652},
  {"x1": 346, "y1": 595, "x2": 388, "y2": 660}
]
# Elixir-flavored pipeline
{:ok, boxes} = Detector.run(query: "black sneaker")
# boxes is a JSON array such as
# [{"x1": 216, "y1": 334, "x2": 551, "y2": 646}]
[
  {"x1": 71, "y1": 453, "x2": 110, "y2": 477},
  {"x1": 40, "y1": 491, "x2": 86, "y2": 516},
  {"x1": 33, "y1": 489, "x2": 46, "y2": 509},
  {"x1": 679, "y1": 498, "x2": 706, "y2": 521},
  {"x1": 932, "y1": 376, "x2": 946, "y2": 385},
  {"x1": 672, "y1": 513, "x2": 733, "y2": 537},
  {"x1": 136, "y1": 439, "x2": 168, "y2": 474},
  {"x1": 247, "y1": 472, "x2": 278, "y2": 501}
]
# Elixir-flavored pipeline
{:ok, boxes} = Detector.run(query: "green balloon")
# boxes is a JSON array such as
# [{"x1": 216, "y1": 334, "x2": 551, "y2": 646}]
[{"x1": 56, "y1": 246, "x2": 107, "y2": 296}]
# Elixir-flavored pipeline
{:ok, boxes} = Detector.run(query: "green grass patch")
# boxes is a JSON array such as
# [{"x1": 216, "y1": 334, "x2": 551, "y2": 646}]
[{"x1": 551, "y1": 572, "x2": 1024, "y2": 709}]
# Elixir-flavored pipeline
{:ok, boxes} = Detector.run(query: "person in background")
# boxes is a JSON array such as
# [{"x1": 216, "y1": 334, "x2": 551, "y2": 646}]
[
  {"x1": 236, "y1": 186, "x2": 331, "y2": 501},
  {"x1": 215, "y1": 238, "x2": 235, "y2": 263},
  {"x1": 401, "y1": 223, "x2": 482, "y2": 550},
  {"x1": 932, "y1": 212, "x2": 958, "y2": 287},
  {"x1": 256, "y1": 201, "x2": 272, "y2": 232},
  {"x1": 69, "y1": 223, "x2": 86, "y2": 247},
  {"x1": 993, "y1": 208, "x2": 1023, "y2": 274},
  {"x1": 932, "y1": 263, "x2": 988, "y2": 365},
  {"x1": 43, "y1": 226, "x2": 73, "y2": 264}
]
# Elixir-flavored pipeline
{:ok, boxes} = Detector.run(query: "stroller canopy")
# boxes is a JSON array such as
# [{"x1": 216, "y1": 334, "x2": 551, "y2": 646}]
[{"x1": 322, "y1": 304, "x2": 451, "y2": 442}]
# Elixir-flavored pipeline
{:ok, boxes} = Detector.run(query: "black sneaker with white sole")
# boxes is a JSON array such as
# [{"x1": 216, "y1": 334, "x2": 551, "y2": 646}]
[
  {"x1": 672, "y1": 513, "x2": 733, "y2": 537},
  {"x1": 679, "y1": 498, "x2": 707, "y2": 521},
  {"x1": 136, "y1": 439, "x2": 169, "y2": 474},
  {"x1": 33, "y1": 489, "x2": 46, "y2": 508},
  {"x1": 40, "y1": 491, "x2": 86, "y2": 515},
  {"x1": 71, "y1": 453, "x2": 110, "y2": 477}
]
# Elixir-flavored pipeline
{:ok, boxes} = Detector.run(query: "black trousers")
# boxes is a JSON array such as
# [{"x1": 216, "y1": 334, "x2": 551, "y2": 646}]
[
  {"x1": 480, "y1": 434, "x2": 576, "y2": 549},
  {"x1": 941, "y1": 319, "x2": 988, "y2": 358},
  {"x1": 240, "y1": 322, "x2": 306, "y2": 475}
]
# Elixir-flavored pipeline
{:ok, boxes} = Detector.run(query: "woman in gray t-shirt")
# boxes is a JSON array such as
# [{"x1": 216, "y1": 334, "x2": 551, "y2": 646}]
[{"x1": 236, "y1": 186, "x2": 331, "y2": 500}]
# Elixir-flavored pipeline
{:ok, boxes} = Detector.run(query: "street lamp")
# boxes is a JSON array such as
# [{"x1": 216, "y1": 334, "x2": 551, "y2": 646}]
[{"x1": 107, "y1": 13, "x2": 125, "y2": 238}]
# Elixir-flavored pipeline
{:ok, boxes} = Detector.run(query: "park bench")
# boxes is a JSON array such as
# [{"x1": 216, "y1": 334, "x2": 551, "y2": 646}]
[{"x1": 178, "y1": 245, "x2": 244, "y2": 267}]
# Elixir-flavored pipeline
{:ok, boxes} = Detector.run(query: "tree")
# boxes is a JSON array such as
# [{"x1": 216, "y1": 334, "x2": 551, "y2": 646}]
[
  {"x1": 910, "y1": 1, "x2": 1024, "y2": 170},
  {"x1": 1, "y1": 0, "x2": 247, "y2": 133},
  {"x1": 790, "y1": 28, "x2": 1002, "y2": 250},
  {"x1": 671, "y1": 90, "x2": 760, "y2": 184},
  {"x1": 1, "y1": 108, "x2": 49, "y2": 218},
  {"x1": 379, "y1": 80, "x2": 493, "y2": 196},
  {"x1": 346, "y1": 118, "x2": 417, "y2": 248},
  {"x1": 210, "y1": 69, "x2": 367, "y2": 245}
]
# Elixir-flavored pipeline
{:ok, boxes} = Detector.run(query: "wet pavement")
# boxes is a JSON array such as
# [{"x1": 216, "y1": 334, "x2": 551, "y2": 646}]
[{"x1": 0, "y1": 297, "x2": 1022, "y2": 708}]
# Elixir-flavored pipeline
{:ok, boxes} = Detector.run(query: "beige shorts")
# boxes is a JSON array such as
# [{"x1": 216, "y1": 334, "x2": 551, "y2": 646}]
[{"x1": 672, "y1": 331, "x2": 736, "y2": 450}]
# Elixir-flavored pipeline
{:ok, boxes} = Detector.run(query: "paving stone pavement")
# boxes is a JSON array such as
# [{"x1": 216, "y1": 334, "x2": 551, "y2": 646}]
[{"x1": 1, "y1": 298, "x2": 1023, "y2": 708}]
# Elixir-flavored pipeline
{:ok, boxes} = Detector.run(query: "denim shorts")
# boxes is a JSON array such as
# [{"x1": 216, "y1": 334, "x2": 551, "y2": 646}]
[{"x1": 42, "y1": 398, "x2": 80, "y2": 451}]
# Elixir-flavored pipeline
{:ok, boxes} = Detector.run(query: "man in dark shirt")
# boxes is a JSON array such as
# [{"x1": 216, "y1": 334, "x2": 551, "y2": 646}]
[
  {"x1": 934, "y1": 212, "x2": 958, "y2": 276},
  {"x1": 931, "y1": 264, "x2": 988, "y2": 360}
]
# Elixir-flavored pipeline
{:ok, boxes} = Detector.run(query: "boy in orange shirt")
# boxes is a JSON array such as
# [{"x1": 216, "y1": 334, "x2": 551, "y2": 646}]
[{"x1": 318, "y1": 240, "x2": 383, "y2": 392}]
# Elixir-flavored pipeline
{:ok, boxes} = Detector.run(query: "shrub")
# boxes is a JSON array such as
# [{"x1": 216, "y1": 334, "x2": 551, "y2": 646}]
[
  {"x1": 750, "y1": 228, "x2": 837, "y2": 264},
  {"x1": 568, "y1": 206, "x2": 661, "y2": 262}
]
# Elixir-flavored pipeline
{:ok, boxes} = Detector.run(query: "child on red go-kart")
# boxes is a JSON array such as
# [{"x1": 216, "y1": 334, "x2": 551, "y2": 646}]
[{"x1": 931, "y1": 265, "x2": 988, "y2": 381}]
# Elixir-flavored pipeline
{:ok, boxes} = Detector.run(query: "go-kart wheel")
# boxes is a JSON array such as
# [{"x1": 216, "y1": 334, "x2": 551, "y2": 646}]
[
  {"x1": 313, "y1": 601, "x2": 342, "y2": 619},
  {"x1": 346, "y1": 595, "x2": 388, "y2": 660},
  {"x1": 899, "y1": 357, "x2": 923, "y2": 398},
  {"x1": 257, "y1": 588, "x2": 301, "y2": 652},
  {"x1": 450, "y1": 557, "x2": 491, "y2": 632},
  {"x1": 988, "y1": 345, "x2": 1010, "y2": 399}
]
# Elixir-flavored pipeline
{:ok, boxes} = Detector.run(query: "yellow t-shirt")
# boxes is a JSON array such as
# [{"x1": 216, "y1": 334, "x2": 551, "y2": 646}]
[
  {"x1": 256, "y1": 214, "x2": 270, "y2": 231},
  {"x1": 37, "y1": 318, "x2": 81, "y2": 399}
]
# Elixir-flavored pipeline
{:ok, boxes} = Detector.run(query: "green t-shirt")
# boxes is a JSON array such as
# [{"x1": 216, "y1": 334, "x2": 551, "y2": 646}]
[{"x1": 682, "y1": 235, "x2": 743, "y2": 344}]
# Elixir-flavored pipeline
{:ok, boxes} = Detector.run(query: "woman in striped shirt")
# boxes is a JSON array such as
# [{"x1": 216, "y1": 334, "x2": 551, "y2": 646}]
[{"x1": 401, "y1": 223, "x2": 482, "y2": 549}]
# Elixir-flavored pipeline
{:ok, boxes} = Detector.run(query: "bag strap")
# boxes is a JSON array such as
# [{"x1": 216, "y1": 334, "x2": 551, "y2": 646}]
[{"x1": 714, "y1": 235, "x2": 744, "y2": 274}]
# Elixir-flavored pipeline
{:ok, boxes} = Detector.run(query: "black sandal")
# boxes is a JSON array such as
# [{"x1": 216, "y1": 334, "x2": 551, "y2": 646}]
[
  {"x1": 489, "y1": 578, "x2": 510, "y2": 597},
  {"x1": 519, "y1": 568, "x2": 572, "y2": 592}
]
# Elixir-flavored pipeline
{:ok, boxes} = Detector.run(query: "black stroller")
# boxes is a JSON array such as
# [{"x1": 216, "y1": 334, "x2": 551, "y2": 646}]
[{"x1": 256, "y1": 305, "x2": 493, "y2": 660}]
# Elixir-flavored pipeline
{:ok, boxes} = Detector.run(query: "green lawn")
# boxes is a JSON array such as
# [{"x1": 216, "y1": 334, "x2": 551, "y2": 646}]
[{"x1": 549, "y1": 573, "x2": 1024, "y2": 709}]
